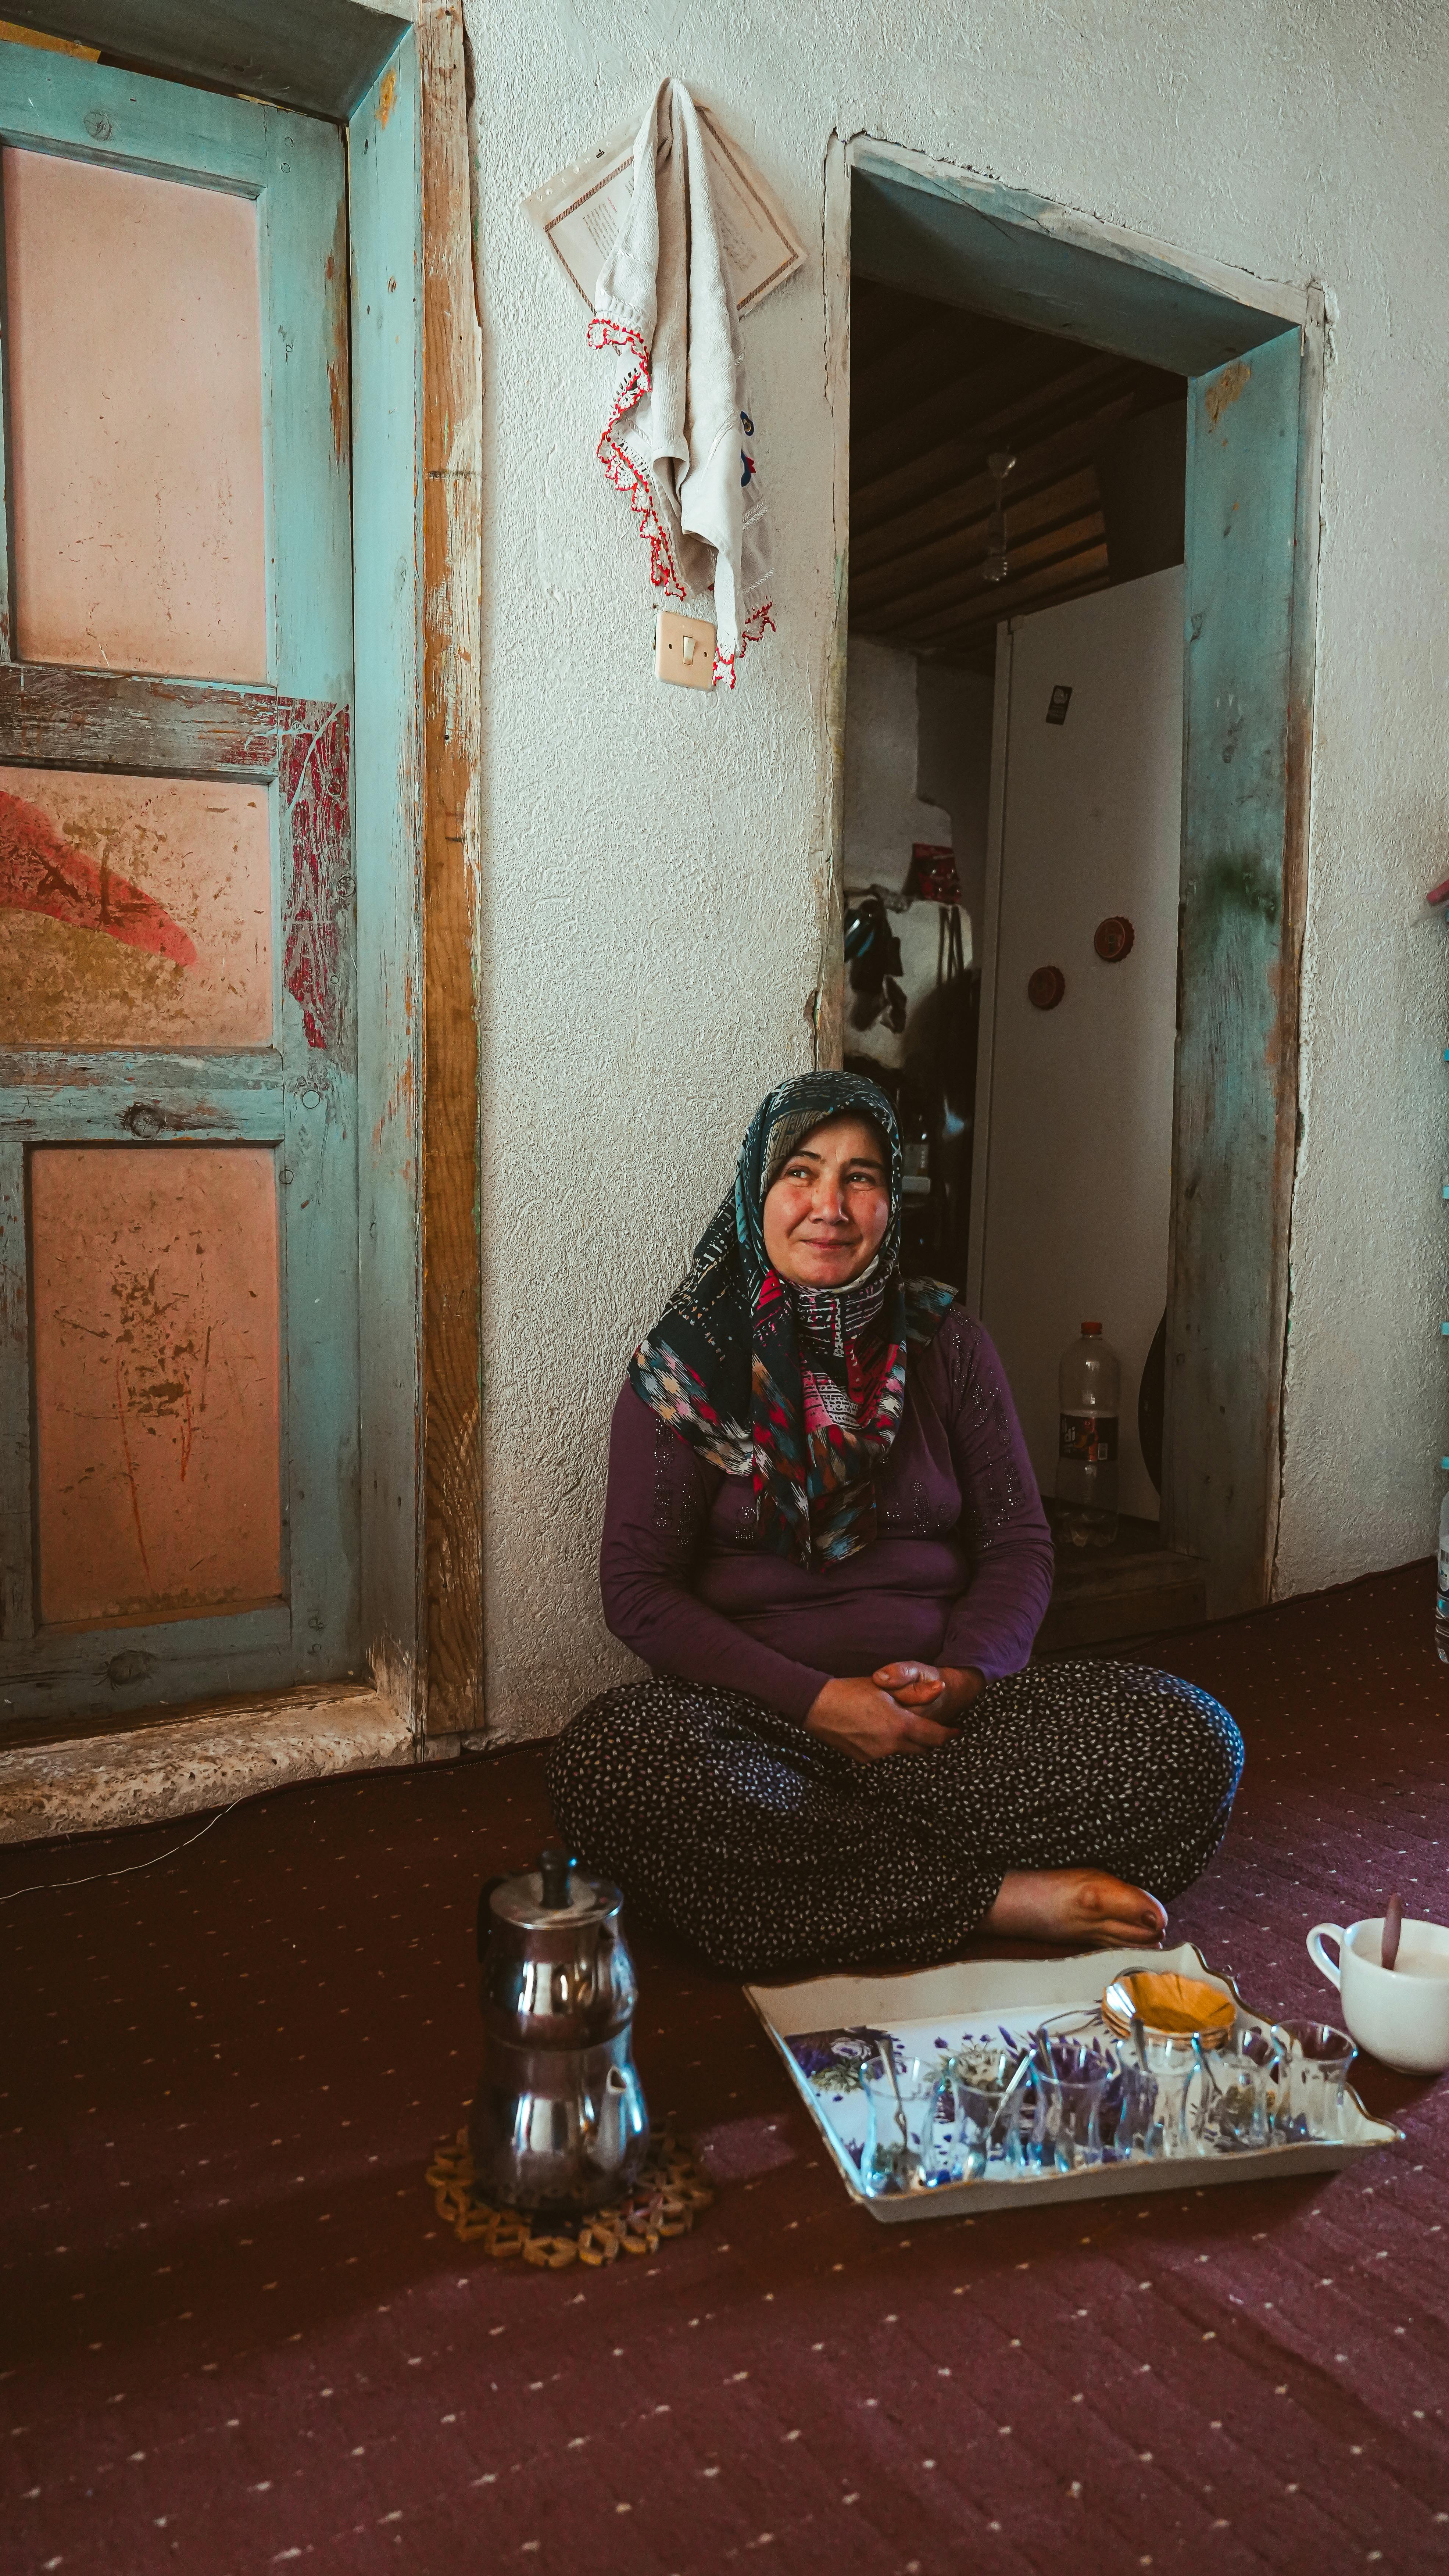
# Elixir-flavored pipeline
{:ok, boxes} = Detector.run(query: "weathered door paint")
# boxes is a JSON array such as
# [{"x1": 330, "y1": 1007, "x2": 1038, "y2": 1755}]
[
  {"x1": 347, "y1": 35, "x2": 429, "y2": 1709},
  {"x1": 6, "y1": 145, "x2": 269, "y2": 678},
  {"x1": 0, "y1": 44, "x2": 360, "y2": 1725},
  {"x1": 1, "y1": 770, "x2": 272, "y2": 1051},
  {"x1": 1163, "y1": 328, "x2": 1305, "y2": 1614},
  {"x1": 31, "y1": 1145, "x2": 283, "y2": 1625}
]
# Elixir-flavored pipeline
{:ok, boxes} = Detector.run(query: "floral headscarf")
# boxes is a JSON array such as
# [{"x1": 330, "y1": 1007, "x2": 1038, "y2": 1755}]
[{"x1": 629, "y1": 1071, "x2": 955, "y2": 1566}]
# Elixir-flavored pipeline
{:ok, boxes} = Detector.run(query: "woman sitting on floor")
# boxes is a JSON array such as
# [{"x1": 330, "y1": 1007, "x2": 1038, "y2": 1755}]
[{"x1": 549, "y1": 1071, "x2": 1243, "y2": 1980}]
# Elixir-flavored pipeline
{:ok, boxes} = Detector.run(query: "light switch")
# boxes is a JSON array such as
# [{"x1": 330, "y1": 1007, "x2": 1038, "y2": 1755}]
[{"x1": 655, "y1": 609, "x2": 717, "y2": 690}]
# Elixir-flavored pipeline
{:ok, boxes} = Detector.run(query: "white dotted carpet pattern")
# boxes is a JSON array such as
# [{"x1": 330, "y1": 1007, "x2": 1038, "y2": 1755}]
[{"x1": 3, "y1": 1561, "x2": 1448, "y2": 2570}]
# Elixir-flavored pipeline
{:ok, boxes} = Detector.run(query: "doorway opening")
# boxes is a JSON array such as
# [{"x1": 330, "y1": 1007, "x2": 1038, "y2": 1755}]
[{"x1": 837, "y1": 146, "x2": 1321, "y2": 1641}]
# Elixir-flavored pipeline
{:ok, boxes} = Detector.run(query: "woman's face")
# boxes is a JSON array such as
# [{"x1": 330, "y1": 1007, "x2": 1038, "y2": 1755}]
[{"x1": 762, "y1": 1114, "x2": 891, "y2": 1289}]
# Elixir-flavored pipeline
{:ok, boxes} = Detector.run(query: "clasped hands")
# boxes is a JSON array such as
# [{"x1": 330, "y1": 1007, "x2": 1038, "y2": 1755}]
[{"x1": 805, "y1": 1661, "x2": 983, "y2": 1763}]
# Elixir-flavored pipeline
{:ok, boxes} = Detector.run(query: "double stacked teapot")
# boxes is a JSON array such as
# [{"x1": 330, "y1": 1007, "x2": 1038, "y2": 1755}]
[{"x1": 469, "y1": 1845, "x2": 649, "y2": 2212}]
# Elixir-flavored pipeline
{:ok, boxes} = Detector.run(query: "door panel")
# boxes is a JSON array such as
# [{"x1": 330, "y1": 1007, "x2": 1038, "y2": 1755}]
[
  {"x1": 6, "y1": 144, "x2": 268, "y2": 679},
  {"x1": 1167, "y1": 328, "x2": 1303, "y2": 1608},
  {"x1": 978, "y1": 568, "x2": 1183, "y2": 1523},
  {"x1": 0, "y1": 770, "x2": 272, "y2": 1049},
  {"x1": 31, "y1": 1144, "x2": 282, "y2": 1624},
  {"x1": 0, "y1": 43, "x2": 359, "y2": 1728}
]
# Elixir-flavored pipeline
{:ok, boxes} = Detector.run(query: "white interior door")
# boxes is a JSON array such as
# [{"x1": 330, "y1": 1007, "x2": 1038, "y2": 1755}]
[{"x1": 972, "y1": 566, "x2": 1184, "y2": 1523}]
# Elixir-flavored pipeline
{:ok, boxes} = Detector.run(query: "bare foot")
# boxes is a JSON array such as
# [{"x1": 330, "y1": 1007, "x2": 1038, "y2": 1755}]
[{"x1": 983, "y1": 1867, "x2": 1167, "y2": 1950}]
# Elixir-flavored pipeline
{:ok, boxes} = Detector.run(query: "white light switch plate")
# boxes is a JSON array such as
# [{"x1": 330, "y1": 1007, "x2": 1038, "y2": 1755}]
[{"x1": 655, "y1": 610, "x2": 717, "y2": 689}]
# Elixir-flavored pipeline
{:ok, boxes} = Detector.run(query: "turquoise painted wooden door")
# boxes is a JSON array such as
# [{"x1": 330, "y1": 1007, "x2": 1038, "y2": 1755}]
[
  {"x1": 1169, "y1": 326, "x2": 1303, "y2": 1610},
  {"x1": 0, "y1": 45, "x2": 360, "y2": 1726}
]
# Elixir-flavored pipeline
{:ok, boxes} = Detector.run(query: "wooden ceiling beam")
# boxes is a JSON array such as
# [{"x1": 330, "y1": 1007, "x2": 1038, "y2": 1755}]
[
  {"x1": 856, "y1": 528, "x2": 1106, "y2": 641},
  {"x1": 848, "y1": 283, "x2": 985, "y2": 400},
  {"x1": 852, "y1": 329, "x2": 999, "y2": 440},
  {"x1": 855, "y1": 513, "x2": 1106, "y2": 643},
  {"x1": 924, "y1": 569, "x2": 1114, "y2": 670},
  {"x1": 848, "y1": 276, "x2": 938, "y2": 364},
  {"x1": 850, "y1": 464, "x2": 1101, "y2": 618},
  {"x1": 851, "y1": 312, "x2": 1008, "y2": 437},
  {"x1": 845, "y1": 287, "x2": 1183, "y2": 663},
  {"x1": 881, "y1": 545, "x2": 1113, "y2": 652},
  {"x1": 851, "y1": 340, "x2": 1125, "y2": 494},
  {"x1": 850, "y1": 352, "x2": 1138, "y2": 534},
  {"x1": 849, "y1": 379, "x2": 1160, "y2": 577}
]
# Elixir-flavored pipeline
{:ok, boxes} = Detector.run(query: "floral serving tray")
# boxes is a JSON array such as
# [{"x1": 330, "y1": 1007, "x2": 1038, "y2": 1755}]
[{"x1": 745, "y1": 1941, "x2": 1399, "y2": 2222}]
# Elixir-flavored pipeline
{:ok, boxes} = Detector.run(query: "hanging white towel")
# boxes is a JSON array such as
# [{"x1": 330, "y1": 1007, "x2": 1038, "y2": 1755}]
[{"x1": 588, "y1": 78, "x2": 774, "y2": 686}]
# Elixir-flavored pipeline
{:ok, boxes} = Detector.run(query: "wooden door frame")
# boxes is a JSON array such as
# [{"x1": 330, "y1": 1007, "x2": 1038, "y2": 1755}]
[
  {"x1": 824, "y1": 134, "x2": 1325, "y2": 1621},
  {"x1": 350, "y1": 4, "x2": 483, "y2": 1750},
  {"x1": 0, "y1": 0, "x2": 483, "y2": 1778}
]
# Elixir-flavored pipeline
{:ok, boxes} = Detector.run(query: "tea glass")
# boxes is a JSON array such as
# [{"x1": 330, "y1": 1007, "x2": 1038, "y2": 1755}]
[
  {"x1": 860, "y1": 2044, "x2": 951, "y2": 2193},
  {"x1": 1098, "y1": 2054, "x2": 1158, "y2": 2162},
  {"x1": 1127, "y1": 2032, "x2": 1201, "y2": 2159},
  {"x1": 938, "y1": 2043, "x2": 1030, "y2": 2181},
  {"x1": 1194, "y1": 2034, "x2": 1278, "y2": 2152},
  {"x1": 1028, "y1": 2033, "x2": 1120, "y2": 2172},
  {"x1": 1274, "y1": 2020, "x2": 1357, "y2": 2143}
]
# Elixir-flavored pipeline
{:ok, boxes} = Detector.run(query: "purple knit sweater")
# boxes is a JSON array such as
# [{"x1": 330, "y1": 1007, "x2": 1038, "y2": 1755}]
[{"x1": 599, "y1": 1307, "x2": 1055, "y2": 1721}]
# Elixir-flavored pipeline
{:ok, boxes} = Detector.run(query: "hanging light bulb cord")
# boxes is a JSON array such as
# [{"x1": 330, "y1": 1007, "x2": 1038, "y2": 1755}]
[{"x1": 983, "y1": 449, "x2": 1017, "y2": 585}]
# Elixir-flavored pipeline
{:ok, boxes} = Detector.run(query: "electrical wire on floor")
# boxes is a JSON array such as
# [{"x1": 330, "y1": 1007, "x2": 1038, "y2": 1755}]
[
  {"x1": 0, "y1": 1746, "x2": 484, "y2": 1910},
  {"x1": 0, "y1": 1799, "x2": 240, "y2": 1904}
]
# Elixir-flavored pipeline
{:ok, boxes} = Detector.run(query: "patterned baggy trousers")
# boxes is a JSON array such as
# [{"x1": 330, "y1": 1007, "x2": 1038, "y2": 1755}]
[{"x1": 548, "y1": 1659, "x2": 1244, "y2": 1981}]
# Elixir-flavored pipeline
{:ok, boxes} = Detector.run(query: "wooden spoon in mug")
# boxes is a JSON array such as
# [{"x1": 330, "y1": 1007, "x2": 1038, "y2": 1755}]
[{"x1": 1382, "y1": 1892, "x2": 1404, "y2": 1971}]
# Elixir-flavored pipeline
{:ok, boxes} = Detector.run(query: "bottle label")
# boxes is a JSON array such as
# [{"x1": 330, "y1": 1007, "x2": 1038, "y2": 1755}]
[{"x1": 1059, "y1": 1412, "x2": 1118, "y2": 1464}]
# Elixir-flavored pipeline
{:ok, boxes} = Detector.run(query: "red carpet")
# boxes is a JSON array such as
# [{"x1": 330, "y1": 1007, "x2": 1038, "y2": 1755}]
[{"x1": 4, "y1": 1562, "x2": 1448, "y2": 2573}]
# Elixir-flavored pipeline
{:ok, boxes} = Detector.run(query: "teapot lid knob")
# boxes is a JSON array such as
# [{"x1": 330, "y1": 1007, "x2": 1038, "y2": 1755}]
[{"x1": 538, "y1": 1845, "x2": 575, "y2": 1910}]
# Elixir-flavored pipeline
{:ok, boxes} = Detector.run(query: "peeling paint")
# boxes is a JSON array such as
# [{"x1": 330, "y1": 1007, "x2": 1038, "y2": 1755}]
[
  {"x1": 30, "y1": 1146, "x2": 282, "y2": 1625},
  {"x1": 6, "y1": 147, "x2": 268, "y2": 681},
  {"x1": 228, "y1": 700, "x2": 352, "y2": 1056},
  {"x1": 378, "y1": 66, "x2": 397, "y2": 127},
  {"x1": 1204, "y1": 359, "x2": 1251, "y2": 427},
  {"x1": 0, "y1": 769, "x2": 272, "y2": 1051},
  {"x1": 279, "y1": 709, "x2": 352, "y2": 1057},
  {"x1": 0, "y1": 786, "x2": 197, "y2": 965},
  {"x1": 1196, "y1": 851, "x2": 1282, "y2": 933},
  {"x1": 325, "y1": 197, "x2": 351, "y2": 468},
  {"x1": 0, "y1": 1688, "x2": 408, "y2": 1845},
  {"x1": 371, "y1": 1057, "x2": 415, "y2": 1157}
]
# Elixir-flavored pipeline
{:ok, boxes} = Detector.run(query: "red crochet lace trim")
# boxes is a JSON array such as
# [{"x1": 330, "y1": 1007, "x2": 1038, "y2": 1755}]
[
  {"x1": 589, "y1": 317, "x2": 775, "y2": 677},
  {"x1": 713, "y1": 598, "x2": 776, "y2": 690},
  {"x1": 588, "y1": 315, "x2": 686, "y2": 602}
]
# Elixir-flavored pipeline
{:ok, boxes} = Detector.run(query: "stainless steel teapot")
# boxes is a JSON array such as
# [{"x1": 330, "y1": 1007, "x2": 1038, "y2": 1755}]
[{"x1": 468, "y1": 1845, "x2": 649, "y2": 2212}]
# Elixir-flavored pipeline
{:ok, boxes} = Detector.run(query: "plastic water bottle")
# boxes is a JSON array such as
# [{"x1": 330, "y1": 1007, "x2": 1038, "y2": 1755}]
[
  {"x1": 1057, "y1": 1322, "x2": 1120, "y2": 1549},
  {"x1": 1437, "y1": 1487, "x2": 1449, "y2": 1663}
]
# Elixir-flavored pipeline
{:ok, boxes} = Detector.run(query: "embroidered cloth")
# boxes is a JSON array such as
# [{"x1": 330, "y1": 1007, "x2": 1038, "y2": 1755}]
[
  {"x1": 629, "y1": 1071, "x2": 955, "y2": 1567},
  {"x1": 588, "y1": 76, "x2": 774, "y2": 685}
]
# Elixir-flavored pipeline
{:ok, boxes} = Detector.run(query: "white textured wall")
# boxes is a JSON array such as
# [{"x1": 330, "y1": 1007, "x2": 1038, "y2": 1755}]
[
  {"x1": 467, "y1": 0, "x2": 1449, "y2": 1740},
  {"x1": 841, "y1": 636, "x2": 950, "y2": 894},
  {"x1": 917, "y1": 661, "x2": 995, "y2": 950}
]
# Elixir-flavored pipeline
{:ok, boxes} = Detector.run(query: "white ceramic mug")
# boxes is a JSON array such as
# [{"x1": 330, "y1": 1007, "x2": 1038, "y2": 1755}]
[{"x1": 1306, "y1": 1917, "x2": 1449, "y2": 2074}]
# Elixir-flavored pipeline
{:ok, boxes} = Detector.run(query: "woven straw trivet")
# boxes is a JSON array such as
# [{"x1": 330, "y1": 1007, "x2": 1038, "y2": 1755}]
[{"x1": 426, "y1": 2127, "x2": 715, "y2": 2268}]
